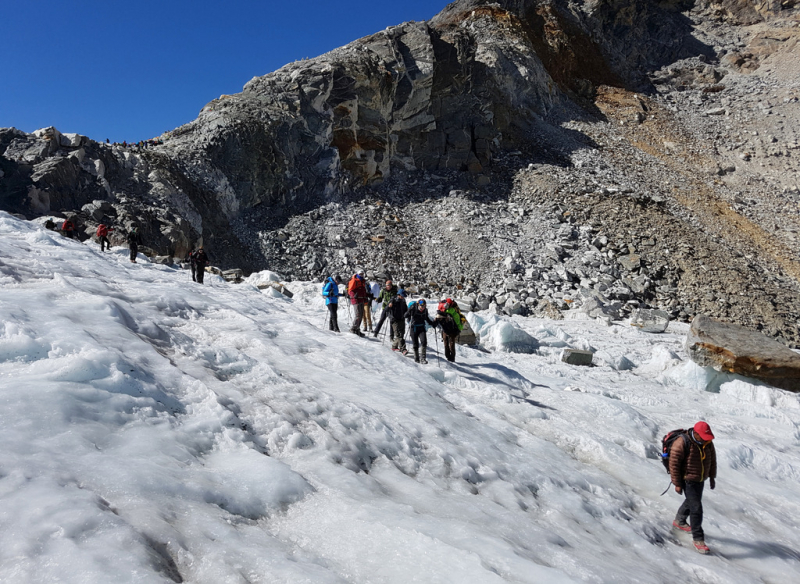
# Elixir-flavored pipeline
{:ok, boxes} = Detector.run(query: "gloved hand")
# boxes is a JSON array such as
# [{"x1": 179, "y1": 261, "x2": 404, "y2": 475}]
[
  {"x1": 675, "y1": 485, "x2": 683, "y2": 494},
  {"x1": 709, "y1": 478, "x2": 715, "y2": 490}
]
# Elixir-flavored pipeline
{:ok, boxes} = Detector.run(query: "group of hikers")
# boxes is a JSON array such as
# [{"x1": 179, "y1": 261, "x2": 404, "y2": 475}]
[
  {"x1": 51, "y1": 218, "x2": 210, "y2": 281},
  {"x1": 322, "y1": 271, "x2": 466, "y2": 365},
  {"x1": 47, "y1": 218, "x2": 720, "y2": 554},
  {"x1": 105, "y1": 136, "x2": 166, "y2": 149},
  {"x1": 323, "y1": 272, "x2": 719, "y2": 554}
]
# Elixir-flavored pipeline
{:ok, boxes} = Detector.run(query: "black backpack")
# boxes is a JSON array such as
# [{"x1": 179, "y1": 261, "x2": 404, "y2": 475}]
[{"x1": 660, "y1": 429, "x2": 689, "y2": 473}]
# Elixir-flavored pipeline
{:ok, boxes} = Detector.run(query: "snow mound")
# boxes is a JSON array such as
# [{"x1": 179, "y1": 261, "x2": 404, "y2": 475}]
[
  {"x1": 244, "y1": 269, "x2": 284, "y2": 287},
  {"x1": 468, "y1": 313, "x2": 539, "y2": 353}
]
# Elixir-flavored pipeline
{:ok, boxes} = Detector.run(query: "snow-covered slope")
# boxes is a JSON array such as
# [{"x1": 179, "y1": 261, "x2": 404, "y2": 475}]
[{"x1": 1, "y1": 211, "x2": 799, "y2": 583}]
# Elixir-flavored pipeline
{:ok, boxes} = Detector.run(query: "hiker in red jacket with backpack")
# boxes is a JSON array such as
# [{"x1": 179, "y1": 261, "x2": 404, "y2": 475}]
[
  {"x1": 666, "y1": 421, "x2": 717, "y2": 554},
  {"x1": 96, "y1": 224, "x2": 114, "y2": 252}
]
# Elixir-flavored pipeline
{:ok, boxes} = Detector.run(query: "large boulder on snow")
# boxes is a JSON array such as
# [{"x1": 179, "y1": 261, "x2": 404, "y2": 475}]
[
  {"x1": 686, "y1": 315, "x2": 800, "y2": 392},
  {"x1": 631, "y1": 308, "x2": 670, "y2": 333}
]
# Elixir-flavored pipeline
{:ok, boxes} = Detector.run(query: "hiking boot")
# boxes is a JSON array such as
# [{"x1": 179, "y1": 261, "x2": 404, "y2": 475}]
[
  {"x1": 672, "y1": 521, "x2": 691, "y2": 533},
  {"x1": 392, "y1": 348, "x2": 400, "y2": 352},
  {"x1": 401, "y1": 349, "x2": 408, "y2": 356},
  {"x1": 373, "y1": 331, "x2": 379, "y2": 338},
  {"x1": 693, "y1": 540, "x2": 710, "y2": 554},
  {"x1": 421, "y1": 348, "x2": 427, "y2": 364}
]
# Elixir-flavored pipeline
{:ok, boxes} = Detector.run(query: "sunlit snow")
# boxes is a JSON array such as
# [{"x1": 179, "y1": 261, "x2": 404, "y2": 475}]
[{"x1": 1, "y1": 211, "x2": 799, "y2": 583}]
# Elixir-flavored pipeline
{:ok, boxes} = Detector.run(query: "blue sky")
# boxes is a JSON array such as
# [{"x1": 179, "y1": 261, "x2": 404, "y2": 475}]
[{"x1": 1, "y1": 1, "x2": 441, "y2": 143}]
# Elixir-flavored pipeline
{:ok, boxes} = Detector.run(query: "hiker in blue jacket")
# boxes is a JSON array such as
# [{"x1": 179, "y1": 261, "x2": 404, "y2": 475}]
[{"x1": 322, "y1": 275, "x2": 342, "y2": 332}]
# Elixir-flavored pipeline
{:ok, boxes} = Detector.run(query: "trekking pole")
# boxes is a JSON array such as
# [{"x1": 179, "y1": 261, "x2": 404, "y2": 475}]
[
  {"x1": 323, "y1": 310, "x2": 329, "y2": 330},
  {"x1": 434, "y1": 329, "x2": 441, "y2": 368},
  {"x1": 660, "y1": 480, "x2": 673, "y2": 496}
]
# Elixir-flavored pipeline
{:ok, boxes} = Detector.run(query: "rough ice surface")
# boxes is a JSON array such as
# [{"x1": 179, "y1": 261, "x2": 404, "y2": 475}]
[{"x1": 1, "y1": 211, "x2": 800, "y2": 583}]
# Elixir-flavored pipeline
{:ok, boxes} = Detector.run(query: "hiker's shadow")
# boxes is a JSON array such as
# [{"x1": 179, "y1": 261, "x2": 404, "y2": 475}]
[
  {"x1": 448, "y1": 362, "x2": 556, "y2": 410},
  {"x1": 713, "y1": 537, "x2": 800, "y2": 561}
]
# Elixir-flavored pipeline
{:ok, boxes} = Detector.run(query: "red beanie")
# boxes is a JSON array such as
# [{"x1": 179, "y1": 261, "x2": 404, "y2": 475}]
[{"x1": 694, "y1": 421, "x2": 714, "y2": 441}]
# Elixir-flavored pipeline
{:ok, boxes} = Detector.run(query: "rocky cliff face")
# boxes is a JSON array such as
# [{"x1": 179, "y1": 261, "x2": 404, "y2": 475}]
[{"x1": 2, "y1": 0, "x2": 800, "y2": 343}]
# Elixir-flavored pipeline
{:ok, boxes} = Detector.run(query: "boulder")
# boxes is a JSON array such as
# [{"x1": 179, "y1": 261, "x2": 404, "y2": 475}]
[
  {"x1": 561, "y1": 349, "x2": 594, "y2": 366},
  {"x1": 222, "y1": 269, "x2": 244, "y2": 283},
  {"x1": 617, "y1": 254, "x2": 641, "y2": 271},
  {"x1": 686, "y1": 315, "x2": 800, "y2": 392},
  {"x1": 456, "y1": 318, "x2": 478, "y2": 346},
  {"x1": 631, "y1": 308, "x2": 670, "y2": 333}
]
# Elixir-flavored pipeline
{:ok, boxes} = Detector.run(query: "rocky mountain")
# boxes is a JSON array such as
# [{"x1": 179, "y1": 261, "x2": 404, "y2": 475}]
[{"x1": 1, "y1": 0, "x2": 799, "y2": 344}]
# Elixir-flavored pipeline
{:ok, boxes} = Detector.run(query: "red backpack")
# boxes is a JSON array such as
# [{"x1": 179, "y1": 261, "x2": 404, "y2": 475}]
[{"x1": 97, "y1": 224, "x2": 108, "y2": 237}]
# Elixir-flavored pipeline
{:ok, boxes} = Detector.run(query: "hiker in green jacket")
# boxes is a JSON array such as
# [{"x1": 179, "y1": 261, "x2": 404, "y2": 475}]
[{"x1": 372, "y1": 279, "x2": 398, "y2": 339}]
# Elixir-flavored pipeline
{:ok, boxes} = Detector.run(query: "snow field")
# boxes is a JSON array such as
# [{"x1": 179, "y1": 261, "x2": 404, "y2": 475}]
[{"x1": 1, "y1": 212, "x2": 800, "y2": 583}]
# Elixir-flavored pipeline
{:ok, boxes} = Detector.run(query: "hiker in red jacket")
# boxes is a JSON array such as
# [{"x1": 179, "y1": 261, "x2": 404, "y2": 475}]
[
  {"x1": 96, "y1": 224, "x2": 113, "y2": 252},
  {"x1": 347, "y1": 270, "x2": 368, "y2": 336},
  {"x1": 669, "y1": 421, "x2": 717, "y2": 554},
  {"x1": 61, "y1": 219, "x2": 75, "y2": 239}
]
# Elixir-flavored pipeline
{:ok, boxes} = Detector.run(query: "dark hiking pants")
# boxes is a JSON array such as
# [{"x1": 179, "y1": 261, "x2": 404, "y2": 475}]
[
  {"x1": 129, "y1": 243, "x2": 138, "y2": 261},
  {"x1": 676, "y1": 481, "x2": 705, "y2": 541},
  {"x1": 375, "y1": 308, "x2": 393, "y2": 339},
  {"x1": 196, "y1": 264, "x2": 206, "y2": 283},
  {"x1": 391, "y1": 321, "x2": 406, "y2": 351},
  {"x1": 328, "y1": 304, "x2": 340, "y2": 332},
  {"x1": 410, "y1": 326, "x2": 427, "y2": 351},
  {"x1": 99, "y1": 236, "x2": 110, "y2": 251},
  {"x1": 350, "y1": 303, "x2": 364, "y2": 333},
  {"x1": 443, "y1": 332, "x2": 457, "y2": 362},
  {"x1": 190, "y1": 264, "x2": 196, "y2": 282}
]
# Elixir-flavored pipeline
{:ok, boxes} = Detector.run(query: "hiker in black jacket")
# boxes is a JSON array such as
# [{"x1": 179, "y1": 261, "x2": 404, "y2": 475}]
[
  {"x1": 387, "y1": 289, "x2": 408, "y2": 354},
  {"x1": 405, "y1": 298, "x2": 437, "y2": 364},
  {"x1": 194, "y1": 247, "x2": 209, "y2": 284},
  {"x1": 127, "y1": 228, "x2": 142, "y2": 263}
]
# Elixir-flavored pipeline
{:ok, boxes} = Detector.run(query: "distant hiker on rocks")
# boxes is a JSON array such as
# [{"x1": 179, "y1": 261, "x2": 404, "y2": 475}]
[
  {"x1": 127, "y1": 227, "x2": 141, "y2": 263},
  {"x1": 347, "y1": 270, "x2": 368, "y2": 336},
  {"x1": 96, "y1": 224, "x2": 113, "y2": 252},
  {"x1": 322, "y1": 275, "x2": 342, "y2": 332},
  {"x1": 44, "y1": 219, "x2": 55, "y2": 231},
  {"x1": 194, "y1": 247, "x2": 209, "y2": 284},
  {"x1": 61, "y1": 218, "x2": 75, "y2": 239},
  {"x1": 373, "y1": 279, "x2": 398, "y2": 339},
  {"x1": 669, "y1": 421, "x2": 717, "y2": 554},
  {"x1": 186, "y1": 248, "x2": 197, "y2": 281},
  {"x1": 388, "y1": 289, "x2": 408, "y2": 355},
  {"x1": 435, "y1": 298, "x2": 465, "y2": 363},
  {"x1": 405, "y1": 298, "x2": 437, "y2": 364}
]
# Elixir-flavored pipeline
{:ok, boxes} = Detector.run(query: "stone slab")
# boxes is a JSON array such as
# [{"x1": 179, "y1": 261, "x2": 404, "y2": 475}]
[
  {"x1": 561, "y1": 349, "x2": 594, "y2": 366},
  {"x1": 686, "y1": 315, "x2": 800, "y2": 392},
  {"x1": 456, "y1": 318, "x2": 478, "y2": 346}
]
